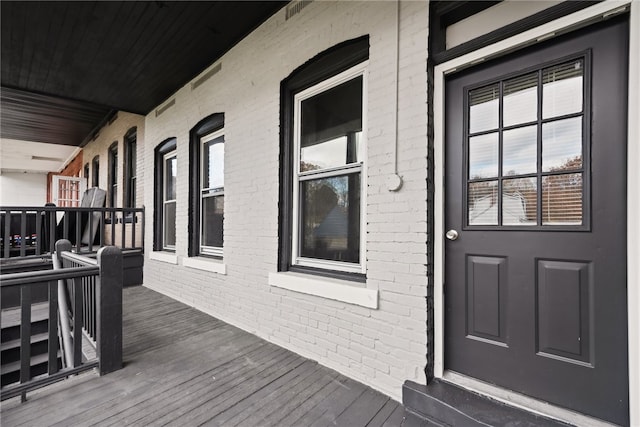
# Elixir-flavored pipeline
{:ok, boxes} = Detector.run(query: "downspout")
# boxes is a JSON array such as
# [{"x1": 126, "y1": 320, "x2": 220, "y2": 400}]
[{"x1": 387, "y1": 0, "x2": 403, "y2": 192}]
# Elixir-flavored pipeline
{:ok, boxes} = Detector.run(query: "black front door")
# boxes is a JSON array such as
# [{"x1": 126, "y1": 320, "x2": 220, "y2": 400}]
[{"x1": 444, "y1": 17, "x2": 629, "y2": 425}]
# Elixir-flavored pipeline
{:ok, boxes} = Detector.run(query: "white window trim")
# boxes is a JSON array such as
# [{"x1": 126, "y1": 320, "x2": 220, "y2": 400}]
[
  {"x1": 163, "y1": 150, "x2": 177, "y2": 251},
  {"x1": 149, "y1": 250, "x2": 178, "y2": 265},
  {"x1": 433, "y1": 2, "x2": 639, "y2": 425},
  {"x1": 269, "y1": 271, "x2": 377, "y2": 309},
  {"x1": 200, "y1": 129, "x2": 225, "y2": 257},
  {"x1": 291, "y1": 61, "x2": 368, "y2": 275},
  {"x1": 182, "y1": 256, "x2": 226, "y2": 274}
]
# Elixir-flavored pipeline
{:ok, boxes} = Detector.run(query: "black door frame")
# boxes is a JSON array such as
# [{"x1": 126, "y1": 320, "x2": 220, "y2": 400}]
[{"x1": 430, "y1": 2, "x2": 638, "y2": 425}]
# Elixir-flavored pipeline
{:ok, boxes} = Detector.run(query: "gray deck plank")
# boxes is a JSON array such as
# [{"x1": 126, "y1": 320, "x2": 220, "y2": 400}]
[
  {"x1": 366, "y1": 398, "x2": 402, "y2": 427},
  {"x1": 1, "y1": 286, "x2": 412, "y2": 427},
  {"x1": 330, "y1": 388, "x2": 392, "y2": 427}
]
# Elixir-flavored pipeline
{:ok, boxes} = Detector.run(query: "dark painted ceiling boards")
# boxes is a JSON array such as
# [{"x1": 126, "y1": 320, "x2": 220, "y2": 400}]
[{"x1": 1, "y1": 1, "x2": 287, "y2": 146}]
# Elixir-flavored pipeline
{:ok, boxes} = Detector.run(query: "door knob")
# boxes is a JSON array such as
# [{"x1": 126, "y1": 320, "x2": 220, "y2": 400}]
[{"x1": 446, "y1": 229, "x2": 459, "y2": 241}]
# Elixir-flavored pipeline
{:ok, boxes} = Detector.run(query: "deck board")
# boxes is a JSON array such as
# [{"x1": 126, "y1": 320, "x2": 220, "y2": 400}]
[{"x1": 1, "y1": 286, "x2": 413, "y2": 426}]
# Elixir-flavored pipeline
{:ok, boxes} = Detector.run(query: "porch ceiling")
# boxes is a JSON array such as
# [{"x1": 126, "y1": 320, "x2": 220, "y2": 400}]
[{"x1": 0, "y1": 0, "x2": 287, "y2": 149}]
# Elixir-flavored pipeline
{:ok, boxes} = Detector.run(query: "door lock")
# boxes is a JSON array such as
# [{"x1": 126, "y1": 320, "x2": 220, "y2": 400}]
[{"x1": 445, "y1": 229, "x2": 459, "y2": 241}]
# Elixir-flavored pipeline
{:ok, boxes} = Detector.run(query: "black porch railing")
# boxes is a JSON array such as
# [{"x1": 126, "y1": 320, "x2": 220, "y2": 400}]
[
  {"x1": 0, "y1": 206, "x2": 144, "y2": 258},
  {"x1": 0, "y1": 240, "x2": 123, "y2": 401}
]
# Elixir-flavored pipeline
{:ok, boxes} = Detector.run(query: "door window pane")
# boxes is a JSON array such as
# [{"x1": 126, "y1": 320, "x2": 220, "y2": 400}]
[
  {"x1": 542, "y1": 173, "x2": 582, "y2": 225},
  {"x1": 300, "y1": 77, "x2": 362, "y2": 171},
  {"x1": 542, "y1": 117, "x2": 582, "y2": 172},
  {"x1": 202, "y1": 195, "x2": 223, "y2": 248},
  {"x1": 469, "y1": 133, "x2": 499, "y2": 179},
  {"x1": 503, "y1": 73, "x2": 538, "y2": 126},
  {"x1": 469, "y1": 84, "x2": 499, "y2": 133},
  {"x1": 300, "y1": 174, "x2": 360, "y2": 263},
  {"x1": 503, "y1": 125, "x2": 537, "y2": 176},
  {"x1": 503, "y1": 177, "x2": 537, "y2": 225},
  {"x1": 543, "y1": 60, "x2": 583, "y2": 119},
  {"x1": 468, "y1": 181, "x2": 498, "y2": 225}
]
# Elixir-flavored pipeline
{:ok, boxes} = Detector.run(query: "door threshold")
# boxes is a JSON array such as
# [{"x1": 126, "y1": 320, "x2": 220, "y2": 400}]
[{"x1": 442, "y1": 371, "x2": 617, "y2": 427}]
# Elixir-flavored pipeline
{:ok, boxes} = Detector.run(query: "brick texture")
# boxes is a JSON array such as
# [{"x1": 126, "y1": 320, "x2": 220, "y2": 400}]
[{"x1": 143, "y1": 1, "x2": 429, "y2": 401}]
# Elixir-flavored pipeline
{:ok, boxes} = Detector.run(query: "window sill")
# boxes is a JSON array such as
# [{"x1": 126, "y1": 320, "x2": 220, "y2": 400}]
[
  {"x1": 149, "y1": 251, "x2": 178, "y2": 265},
  {"x1": 183, "y1": 257, "x2": 226, "y2": 275},
  {"x1": 268, "y1": 272, "x2": 378, "y2": 309}
]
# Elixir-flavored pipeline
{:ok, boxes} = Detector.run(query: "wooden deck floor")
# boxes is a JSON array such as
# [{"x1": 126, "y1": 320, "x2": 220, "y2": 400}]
[{"x1": 1, "y1": 286, "x2": 429, "y2": 427}]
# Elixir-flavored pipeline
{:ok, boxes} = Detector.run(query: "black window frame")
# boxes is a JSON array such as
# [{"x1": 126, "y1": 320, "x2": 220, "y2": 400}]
[
  {"x1": 108, "y1": 141, "x2": 118, "y2": 208},
  {"x1": 84, "y1": 163, "x2": 90, "y2": 188},
  {"x1": 278, "y1": 36, "x2": 369, "y2": 282},
  {"x1": 91, "y1": 155, "x2": 100, "y2": 187},
  {"x1": 188, "y1": 113, "x2": 225, "y2": 258},
  {"x1": 124, "y1": 127, "x2": 137, "y2": 209},
  {"x1": 153, "y1": 137, "x2": 177, "y2": 252},
  {"x1": 462, "y1": 52, "x2": 591, "y2": 231}
]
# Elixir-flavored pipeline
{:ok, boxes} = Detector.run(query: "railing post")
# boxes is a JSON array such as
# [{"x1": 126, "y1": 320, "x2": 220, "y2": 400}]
[{"x1": 96, "y1": 245, "x2": 122, "y2": 375}]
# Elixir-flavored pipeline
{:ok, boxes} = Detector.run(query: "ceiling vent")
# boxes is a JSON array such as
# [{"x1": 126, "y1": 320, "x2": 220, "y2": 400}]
[
  {"x1": 155, "y1": 98, "x2": 176, "y2": 117},
  {"x1": 286, "y1": 0, "x2": 312, "y2": 20},
  {"x1": 192, "y1": 63, "x2": 222, "y2": 91}
]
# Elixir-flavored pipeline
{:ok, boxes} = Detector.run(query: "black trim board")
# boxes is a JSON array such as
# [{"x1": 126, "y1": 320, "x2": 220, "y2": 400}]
[
  {"x1": 430, "y1": 1, "x2": 600, "y2": 65},
  {"x1": 277, "y1": 35, "x2": 369, "y2": 281},
  {"x1": 153, "y1": 138, "x2": 177, "y2": 251},
  {"x1": 188, "y1": 113, "x2": 224, "y2": 258}
]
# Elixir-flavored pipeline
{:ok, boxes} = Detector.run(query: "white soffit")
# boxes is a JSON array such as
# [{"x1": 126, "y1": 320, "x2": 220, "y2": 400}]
[
  {"x1": 446, "y1": 1, "x2": 563, "y2": 49},
  {"x1": 0, "y1": 139, "x2": 78, "y2": 174}
]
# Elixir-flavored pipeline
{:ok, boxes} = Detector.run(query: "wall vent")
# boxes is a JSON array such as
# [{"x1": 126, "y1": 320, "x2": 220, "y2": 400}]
[
  {"x1": 192, "y1": 63, "x2": 222, "y2": 91},
  {"x1": 286, "y1": 0, "x2": 312, "y2": 20},
  {"x1": 155, "y1": 98, "x2": 175, "y2": 117}
]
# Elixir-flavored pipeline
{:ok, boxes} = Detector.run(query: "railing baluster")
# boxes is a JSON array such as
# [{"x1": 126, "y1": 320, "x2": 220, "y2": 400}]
[
  {"x1": 110, "y1": 210, "x2": 116, "y2": 246},
  {"x1": 72, "y1": 275, "x2": 83, "y2": 368},
  {"x1": 76, "y1": 210, "x2": 82, "y2": 253},
  {"x1": 121, "y1": 212, "x2": 126, "y2": 249},
  {"x1": 87, "y1": 210, "x2": 93, "y2": 252},
  {"x1": 20, "y1": 211, "x2": 27, "y2": 257},
  {"x1": 35, "y1": 209, "x2": 42, "y2": 255},
  {"x1": 48, "y1": 280, "x2": 59, "y2": 375},
  {"x1": 3, "y1": 211, "x2": 10, "y2": 258},
  {"x1": 20, "y1": 285, "x2": 32, "y2": 386}
]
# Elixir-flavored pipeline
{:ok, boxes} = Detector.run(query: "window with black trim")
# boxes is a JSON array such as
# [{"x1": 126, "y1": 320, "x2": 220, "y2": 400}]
[
  {"x1": 465, "y1": 55, "x2": 589, "y2": 229},
  {"x1": 84, "y1": 163, "x2": 89, "y2": 188},
  {"x1": 188, "y1": 113, "x2": 224, "y2": 258},
  {"x1": 108, "y1": 142, "x2": 118, "y2": 208},
  {"x1": 124, "y1": 127, "x2": 137, "y2": 208},
  {"x1": 92, "y1": 156, "x2": 100, "y2": 187},
  {"x1": 279, "y1": 36, "x2": 369, "y2": 280},
  {"x1": 154, "y1": 138, "x2": 177, "y2": 251}
]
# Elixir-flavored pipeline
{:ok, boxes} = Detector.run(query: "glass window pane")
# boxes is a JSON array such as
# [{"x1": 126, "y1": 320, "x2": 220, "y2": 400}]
[
  {"x1": 164, "y1": 201, "x2": 176, "y2": 247},
  {"x1": 203, "y1": 137, "x2": 224, "y2": 189},
  {"x1": 468, "y1": 181, "x2": 498, "y2": 225},
  {"x1": 300, "y1": 173, "x2": 360, "y2": 263},
  {"x1": 503, "y1": 177, "x2": 537, "y2": 225},
  {"x1": 469, "y1": 83, "x2": 499, "y2": 133},
  {"x1": 503, "y1": 125, "x2": 537, "y2": 176},
  {"x1": 300, "y1": 76, "x2": 362, "y2": 171},
  {"x1": 542, "y1": 117, "x2": 582, "y2": 172},
  {"x1": 165, "y1": 156, "x2": 176, "y2": 201},
  {"x1": 542, "y1": 173, "x2": 582, "y2": 225},
  {"x1": 543, "y1": 60, "x2": 583, "y2": 119},
  {"x1": 469, "y1": 133, "x2": 499, "y2": 179},
  {"x1": 202, "y1": 195, "x2": 223, "y2": 249},
  {"x1": 503, "y1": 73, "x2": 538, "y2": 126}
]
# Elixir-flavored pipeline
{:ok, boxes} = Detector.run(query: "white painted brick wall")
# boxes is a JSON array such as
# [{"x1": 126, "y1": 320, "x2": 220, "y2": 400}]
[
  {"x1": 82, "y1": 112, "x2": 145, "y2": 208},
  {"x1": 142, "y1": 0, "x2": 429, "y2": 401}
]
